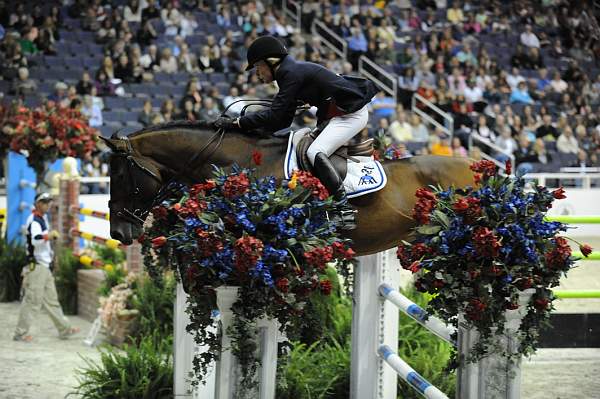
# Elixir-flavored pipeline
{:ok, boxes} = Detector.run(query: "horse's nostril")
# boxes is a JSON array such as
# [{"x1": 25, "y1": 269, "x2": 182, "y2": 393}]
[{"x1": 110, "y1": 230, "x2": 123, "y2": 241}]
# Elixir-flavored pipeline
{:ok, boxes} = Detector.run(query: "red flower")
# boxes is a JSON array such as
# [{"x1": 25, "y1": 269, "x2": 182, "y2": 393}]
[
  {"x1": 190, "y1": 180, "x2": 217, "y2": 196},
  {"x1": 472, "y1": 227, "x2": 501, "y2": 258},
  {"x1": 304, "y1": 246, "x2": 334, "y2": 270},
  {"x1": 551, "y1": 187, "x2": 567, "y2": 199},
  {"x1": 233, "y1": 235, "x2": 264, "y2": 272},
  {"x1": 473, "y1": 173, "x2": 482, "y2": 185},
  {"x1": 151, "y1": 205, "x2": 168, "y2": 220},
  {"x1": 295, "y1": 171, "x2": 329, "y2": 200},
  {"x1": 544, "y1": 236, "x2": 572, "y2": 267},
  {"x1": 196, "y1": 229, "x2": 224, "y2": 257},
  {"x1": 252, "y1": 149, "x2": 263, "y2": 166},
  {"x1": 331, "y1": 241, "x2": 355, "y2": 260},
  {"x1": 408, "y1": 261, "x2": 421, "y2": 273},
  {"x1": 534, "y1": 298, "x2": 550, "y2": 310},
  {"x1": 506, "y1": 301, "x2": 519, "y2": 310},
  {"x1": 151, "y1": 236, "x2": 167, "y2": 248},
  {"x1": 223, "y1": 173, "x2": 250, "y2": 199},
  {"x1": 320, "y1": 279, "x2": 333, "y2": 295},
  {"x1": 466, "y1": 298, "x2": 487, "y2": 321},
  {"x1": 396, "y1": 244, "x2": 411, "y2": 266},
  {"x1": 580, "y1": 244, "x2": 593, "y2": 257},
  {"x1": 415, "y1": 188, "x2": 437, "y2": 201},
  {"x1": 469, "y1": 160, "x2": 497, "y2": 176},
  {"x1": 453, "y1": 198, "x2": 469, "y2": 212},
  {"x1": 505, "y1": 159, "x2": 512, "y2": 175},
  {"x1": 276, "y1": 278, "x2": 290, "y2": 293},
  {"x1": 411, "y1": 243, "x2": 430, "y2": 259}
]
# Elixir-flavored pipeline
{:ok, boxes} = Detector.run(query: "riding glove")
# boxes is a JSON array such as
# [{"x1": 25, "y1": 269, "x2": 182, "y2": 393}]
[{"x1": 214, "y1": 116, "x2": 240, "y2": 130}]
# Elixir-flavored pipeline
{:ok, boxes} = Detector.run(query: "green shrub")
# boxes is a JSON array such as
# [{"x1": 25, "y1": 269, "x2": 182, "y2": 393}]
[
  {"x1": 91, "y1": 243, "x2": 125, "y2": 266},
  {"x1": 130, "y1": 273, "x2": 175, "y2": 342},
  {"x1": 54, "y1": 246, "x2": 81, "y2": 314},
  {"x1": 0, "y1": 238, "x2": 28, "y2": 302},
  {"x1": 71, "y1": 333, "x2": 173, "y2": 399}
]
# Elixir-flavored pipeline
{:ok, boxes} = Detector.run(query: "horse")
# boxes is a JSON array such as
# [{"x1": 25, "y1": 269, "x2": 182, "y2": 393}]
[{"x1": 100, "y1": 120, "x2": 474, "y2": 256}]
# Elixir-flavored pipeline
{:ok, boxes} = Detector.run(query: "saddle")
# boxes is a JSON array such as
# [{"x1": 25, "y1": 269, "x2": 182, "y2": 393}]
[{"x1": 295, "y1": 131, "x2": 375, "y2": 180}]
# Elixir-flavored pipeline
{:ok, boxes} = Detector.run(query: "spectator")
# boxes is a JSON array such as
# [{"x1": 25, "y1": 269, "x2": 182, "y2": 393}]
[
  {"x1": 389, "y1": 111, "x2": 413, "y2": 143},
  {"x1": 198, "y1": 45, "x2": 219, "y2": 72},
  {"x1": 447, "y1": 67, "x2": 466, "y2": 96},
  {"x1": 81, "y1": 95, "x2": 103, "y2": 128},
  {"x1": 371, "y1": 91, "x2": 396, "y2": 120},
  {"x1": 451, "y1": 137, "x2": 468, "y2": 157},
  {"x1": 510, "y1": 81, "x2": 534, "y2": 105},
  {"x1": 347, "y1": 27, "x2": 367, "y2": 69},
  {"x1": 475, "y1": 114, "x2": 496, "y2": 142},
  {"x1": 48, "y1": 81, "x2": 68, "y2": 105},
  {"x1": 514, "y1": 135, "x2": 537, "y2": 174},
  {"x1": 159, "y1": 47, "x2": 178, "y2": 73},
  {"x1": 142, "y1": 0, "x2": 160, "y2": 24},
  {"x1": 19, "y1": 27, "x2": 39, "y2": 55},
  {"x1": 161, "y1": 1, "x2": 182, "y2": 36},
  {"x1": 76, "y1": 71, "x2": 94, "y2": 96},
  {"x1": 511, "y1": 45, "x2": 529, "y2": 69},
  {"x1": 409, "y1": 113, "x2": 429, "y2": 142},
  {"x1": 137, "y1": 19, "x2": 158, "y2": 47},
  {"x1": 140, "y1": 44, "x2": 160, "y2": 72},
  {"x1": 83, "y1": 156, "x2": 109, "y2": 194},
  {"x1": 11, "y1": 67, "x2": 37, "y2": 96},
  {"x1": 446, "y1": 3, "x2": 464, "y2": 26},
  {"x1": 525, "y1": 47, "x2": 544, "y2": 70},
  {"x1": 398, "y1": 67, "x2": 420, "y2": 108},
  {"x1": 575, "y1": 124, "x2": 594, "y2": 153},
  {"x1": 97, "y1": 56, "x2": 115, "y2": 80},
  {"x1": 36, "y1": 17, "x2": 58, "y2": 55},
  {"x1": 223, "y1": 86, "x2": 244, "y2": 115},
  {"x1": 138, "y1": 99, "x2": 154, "y2": 127},
  {"x1": 535, "y1": 68, "x2": 551, "y2": 96},
  {"x1": 198, "y1": 97, "x2": 220, "y2": 121},
  {"x1": 123, "y1": 0, "x2": 143, "y2": 23},
  {"x1": 180, "y1": 11, "x2": 198, "y2": 38},
  {"x1": 114, "y1": 53, "x2": 135, "y2": 83},
  {"x1": 95, "y1": 70, "x2": 116, "y2": 97},
  {"x1": 495, "y1": 126, "x2": 518, "y2": 162},
  {"x1": 430, "y1": 131, "x2": 453, "y2": 156},
  {"x1": 535, "y1": 114, "x2": 559, "y2": 140},
  {"x1": 506, "y1": 67, "x2": 525, "y2": 91},
  {"x1": 463, "y1": 78, "x2": 485, "y2": 110},
  {"x1": 556, "y1": 126, "x2": 579, "y2": 155},
  {"x1": 520, "y1": 24, "x2": 540, "y2": 48},
  {"x1": 176, "y1": 98, "x2": 199, "y2": 121},
  {"x1": 550, "y1": 71, "x2": 568, "y2": 93},
  {"x1": 160, "y1": 98, "x2": 175, "y2": 122}
]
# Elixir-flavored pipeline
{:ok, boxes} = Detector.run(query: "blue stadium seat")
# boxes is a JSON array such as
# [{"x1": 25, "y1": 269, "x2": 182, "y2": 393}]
[
  {"x1": 209, "y1": 73, "x2": 226, "y2": 83},
  {"x1": 104, "y1": 97, "x2": 127, "y2": 110}
]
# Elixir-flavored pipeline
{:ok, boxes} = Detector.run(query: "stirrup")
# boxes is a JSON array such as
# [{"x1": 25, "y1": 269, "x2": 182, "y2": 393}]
[{"x1": 328, "y1": 206, "x2": 357, "y2": 230}]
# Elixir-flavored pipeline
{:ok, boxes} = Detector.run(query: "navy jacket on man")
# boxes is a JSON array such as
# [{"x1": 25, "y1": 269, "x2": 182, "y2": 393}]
[{"x1": 239, "y1": 56, "x2": 379, "y2": 132}]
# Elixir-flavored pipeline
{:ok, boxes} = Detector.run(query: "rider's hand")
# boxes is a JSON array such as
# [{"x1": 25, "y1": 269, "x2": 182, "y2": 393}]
[
  {"x1": 214, "y1": 116, "x2": 240, "y2": 130},
  {"x1": 48, "y1": 230, "x2": 60, "y2": 240}
]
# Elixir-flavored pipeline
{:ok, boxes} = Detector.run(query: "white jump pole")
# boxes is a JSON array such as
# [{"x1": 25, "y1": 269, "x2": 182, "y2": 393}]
[
  {"x1": 379, "y1": 283, "x2": 456, "y2": 345},
  {"x1": 350, "y1": 250, "x2": 401, "y2": 399},
  {"x1": 378, "y1": 345, "x2": 449, "y2": 399}
]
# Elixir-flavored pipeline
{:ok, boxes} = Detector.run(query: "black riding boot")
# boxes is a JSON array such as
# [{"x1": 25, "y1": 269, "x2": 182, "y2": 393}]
[{"x1": 313, "y1": 152, "x2": 357, "y2": 230}]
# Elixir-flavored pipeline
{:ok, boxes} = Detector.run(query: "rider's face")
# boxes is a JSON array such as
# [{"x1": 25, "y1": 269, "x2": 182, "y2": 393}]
[{"x1": 255, "y1": 61, "x2": 274, "y2": 84}]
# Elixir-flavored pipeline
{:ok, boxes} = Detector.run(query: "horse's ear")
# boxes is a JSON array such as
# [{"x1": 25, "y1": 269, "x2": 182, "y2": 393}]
[{"x1": 99, "y1": 136, "x2": 118, "y2": 151}]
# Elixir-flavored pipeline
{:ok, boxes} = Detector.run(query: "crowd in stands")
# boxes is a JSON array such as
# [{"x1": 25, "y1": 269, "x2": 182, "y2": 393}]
[{"x1": 1, "y1": 0, "x2": 600, "y2": 183}]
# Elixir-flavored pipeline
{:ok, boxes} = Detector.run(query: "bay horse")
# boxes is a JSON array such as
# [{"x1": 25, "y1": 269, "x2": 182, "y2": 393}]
[{"x1": 100, "y1": 121, "x2": 474, "y2": 255}]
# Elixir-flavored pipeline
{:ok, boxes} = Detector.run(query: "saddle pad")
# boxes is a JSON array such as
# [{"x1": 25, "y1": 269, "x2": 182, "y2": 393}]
[{"x1": 284, "y1": 128, "x2": 387, "y2": 199}]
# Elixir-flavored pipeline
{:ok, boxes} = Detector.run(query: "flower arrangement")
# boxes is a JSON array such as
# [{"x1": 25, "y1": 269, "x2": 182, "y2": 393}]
[
  {"x1": 0, "y1": 102, "x2": 98, "y2": 182},
  {"x1": 373, "y1": 130, "x2": 407, "y2": 161},
  {"x1": 139, "y1": 166, "x2": 355, "y2": 390},
  {"x1": 397, "y1": 160, "x2": 592, "y2": 364},
  {"x1": 98, "y1": 273, "x2": 139, "y2": 344}
]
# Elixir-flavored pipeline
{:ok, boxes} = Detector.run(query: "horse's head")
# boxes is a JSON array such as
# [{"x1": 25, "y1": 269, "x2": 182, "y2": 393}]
[{"x1": 100, "y1": 135, "x2": 164, "y2": 245}]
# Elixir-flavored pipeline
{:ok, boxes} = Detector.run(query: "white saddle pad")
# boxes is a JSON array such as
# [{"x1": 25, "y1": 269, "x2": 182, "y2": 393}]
[{"x1": 283, "y1": 128, "x2": 387, "y2": 199}]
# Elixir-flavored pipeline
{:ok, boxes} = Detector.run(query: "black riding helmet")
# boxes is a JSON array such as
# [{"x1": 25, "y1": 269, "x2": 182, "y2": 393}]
[{"x1": 245, "y1": 36, "x2": 288, "y2": 71}]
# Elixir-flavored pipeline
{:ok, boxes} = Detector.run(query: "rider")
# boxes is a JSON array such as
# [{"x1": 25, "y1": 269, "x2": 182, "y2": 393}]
[{"x1": 215, "y1": 36, "x2": 379, "y2": 220}]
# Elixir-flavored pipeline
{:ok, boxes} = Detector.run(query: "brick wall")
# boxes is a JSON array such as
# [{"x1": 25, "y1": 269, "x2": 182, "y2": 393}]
[{"x1": 77, "y1": 269, "x2": 105, "y2": 322}]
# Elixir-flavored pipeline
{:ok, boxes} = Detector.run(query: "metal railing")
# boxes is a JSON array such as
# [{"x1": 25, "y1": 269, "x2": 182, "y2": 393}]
[
  {"x1": 358, "y1": 56, "x2": 397, "y2": 100},
  {"x1": 468, "y1": 133, "x2": 515, "y2": 171},
  {"x1": 282, "y1": 0, "x2": 301, "y2": 32},
  {"x1": 411, "y1": 93, "x2": 454, "y2": 139},
  {"x1": 525, "y1": 173, "x2": 600, "y2": 189},
  {"x1": 311, "y1": 19, "x2": 347, "y2": 59}
]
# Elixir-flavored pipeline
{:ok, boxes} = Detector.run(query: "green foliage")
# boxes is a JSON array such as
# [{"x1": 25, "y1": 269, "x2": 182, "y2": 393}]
[
  {"x1": 130, "y1": 273, "x2": 176, "y2": 342},
  {"x1": 71, "y1": 333, "x2": 173, "y2": 399},
  {"x1": 54, "y1": 246, "x2": 81, "y2": 314},
  {"x1": 91, "y1": 244, "x2": 126, "y2": 266},
  {"x1": 0, "y1": 238, "x2": 28, "y2": 302},
  {"x1": 97, "y1": 263, "x2": 128, "y2": 297}
]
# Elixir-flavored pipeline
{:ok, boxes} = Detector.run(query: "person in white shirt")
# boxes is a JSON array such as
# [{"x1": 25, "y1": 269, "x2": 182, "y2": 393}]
[
  {"x1": 13, "y1": 193, "x2": 79, "y2": 342},
  {"x1": 556, "y1": 126, "x2": 579, "y2": 154},
  {"x1": 506, "y1": 67, "x2": 525, "y2": 91},
  {"x1": 520, "y1": 25, "x2": 540, "y2": 48},
  {"x1": 550, "y1": 71, "x2": 568, "y2": 93},
  {"x1": 463, "y1": 79, "x2": 483, "y2": 104}
]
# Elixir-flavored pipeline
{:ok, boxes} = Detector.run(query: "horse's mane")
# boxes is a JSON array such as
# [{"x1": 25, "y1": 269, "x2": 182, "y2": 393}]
[{"x1": 127, "y1": 120, "x2": 214, "y2": 137}]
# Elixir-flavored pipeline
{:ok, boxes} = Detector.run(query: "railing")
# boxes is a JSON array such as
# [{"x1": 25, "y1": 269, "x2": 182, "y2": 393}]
[
  {"x1": 560, "y1": 167, "x2": 600, "y2": 173},
  {"x1": 282, "y1": 0, "x2": 301, "y2": 32},
  {"x1": 468, "y1": 133, "x2": 515, "y2": 171},
  {"x1": 525, "y1": 173, "x2": 600, "y2": 189},
  {"x1": 412, "y1": 93, "x2": 454, "y2": 139},
  {"x1": 358, "y1": 56, "x2": 397, "y2": 100},
  {"x1": 311, "y1": 19, "x2": 347, "y2": 59}
]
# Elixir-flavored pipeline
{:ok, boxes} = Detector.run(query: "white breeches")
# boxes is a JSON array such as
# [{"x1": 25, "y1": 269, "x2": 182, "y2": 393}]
[{"x1": 307, "y1": 105, "x2": 369, "y2": 165}]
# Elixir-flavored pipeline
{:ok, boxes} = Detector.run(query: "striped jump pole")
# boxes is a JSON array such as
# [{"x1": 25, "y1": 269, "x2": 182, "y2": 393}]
[
  {"x1": 71, "y1": 206, "x2": 110, "y2": 220},
  {"x1": 73, "y1": 252, "x2": 109, "y2": 269},
  {"x1": 378, "y1": 345, "x2": 449, "y2": 399},
  {"x1": 70, "y1": 228, "x2": 125, "y2": 250},
  {"x1": 379, "y1": 283, "x2": 456, "y2": 345},
  {"x1": 572, "y1": 251, "x2": 600, "y2": 260},
  {"x1": 545, "y1": 215, "x2": 600, "y2": 224}
]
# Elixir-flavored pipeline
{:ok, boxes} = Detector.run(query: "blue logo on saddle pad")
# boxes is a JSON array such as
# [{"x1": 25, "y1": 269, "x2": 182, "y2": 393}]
[{"x1": 358, "y1": 166, "x2": 377, "y2": 185}]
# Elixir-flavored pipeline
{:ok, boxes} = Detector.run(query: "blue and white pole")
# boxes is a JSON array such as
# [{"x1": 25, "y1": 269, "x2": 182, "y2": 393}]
[
  {"x1": 378, "y1": 344, "x2": 449, "y2": 399},
  {"x1": 379, "y1": 282, "x2": 456, "y2": 345}
]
